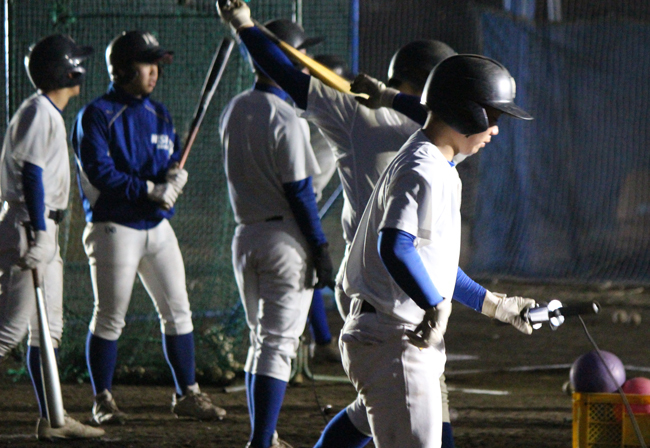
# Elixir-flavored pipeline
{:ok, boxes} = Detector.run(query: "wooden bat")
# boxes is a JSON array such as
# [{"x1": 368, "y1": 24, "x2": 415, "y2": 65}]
[
  {"x1": 252, "y1": 19, "x2": 353, "y2": 94},
  {"x1": 178, "y1": 36, "x2": 235, "y2": 169},
  {"x1": 33, "y1": 268, "x2": 65, "y2": 428}
]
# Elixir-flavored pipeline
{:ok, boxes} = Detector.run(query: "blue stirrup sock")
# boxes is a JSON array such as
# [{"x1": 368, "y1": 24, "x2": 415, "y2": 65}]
[
  {"x1": 27, "y1": 346, "x2": 59, "y2": 418},
  {"x1": 309, "y1": 289, "x2": 332, "y2": 345},
  {"x1": 313, "y1": 409, "x2": 371, "y2": 448},
  {"x1": 249, "y1": 374, "x2": 287, "y2": 448},
  {"x1": 86, "y1": 332, "x2": 118, "y2": 395},
  {"x1": 162, "y1": 332, "x2": 196, "y2": 396},
  {"x1": 442, "y1": 422, "x2": 456, "y2": 448}
]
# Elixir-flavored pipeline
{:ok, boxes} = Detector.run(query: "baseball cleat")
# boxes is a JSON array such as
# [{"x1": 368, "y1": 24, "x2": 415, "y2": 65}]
[
  {"x1": 36, "y1": 414, "x2": 105, "y2": 440},
  {"x1": 171, "y1": 384, "x2": 226, "y2": 420},
  {"x1": 245, "y1": 432, "x2": 294, "y2": 448},
  {"x1": 270, "y1": 431, "x2": 295, "y2": 448},
  {"x1": 92, "y1": 389, "x2": 128, "y2": 425}
]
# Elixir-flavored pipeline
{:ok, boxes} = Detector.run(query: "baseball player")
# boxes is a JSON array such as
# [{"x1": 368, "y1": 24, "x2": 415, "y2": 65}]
[
  {"x1": 0, "y1": 34, "x2": 104, "y2": 440},
  {"x1": 307, "y1": 54, "x2": 353, "y2": 365},
  {"x1": 339, "y1": 55, "x2": 535, "y2": 448},
  {"x1": 219, "y1": 18, "x2": 334, "y2": 448},
  {"x1": 71, "y1": 30, "x2": 225, "y2": 425},
  {"x1": 216, "y1": 2, "x2": 459, "y2": 446}
]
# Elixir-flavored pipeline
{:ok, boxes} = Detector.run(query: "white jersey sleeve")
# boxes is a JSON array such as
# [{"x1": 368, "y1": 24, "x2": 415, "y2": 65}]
[
  {"x1": 343, "y1": 130, "x2": 462, "y2": 325},
  {"x1": 0, "y1": 94, "x2": 70, "y2": 215}
]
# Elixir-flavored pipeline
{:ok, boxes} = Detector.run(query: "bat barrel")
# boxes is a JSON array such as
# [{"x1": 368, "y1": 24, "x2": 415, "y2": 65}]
[{"x1": 34, "y1": 270, "x2": 65, "y2": 428}]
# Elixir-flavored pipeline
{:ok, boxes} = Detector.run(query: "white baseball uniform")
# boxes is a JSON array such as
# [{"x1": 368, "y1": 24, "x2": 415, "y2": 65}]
[
  {"x1": 220, "y1": 87, "x2": 321, "y2": 381},
  {"x1": 341, "y1": 130, "x2": 462, "y2": 448},
  {"x1": 298, "y1": 77, "x2": 420, "y2": 318},
  {"x1": 0, "y1": 94, "x2": 69, "y2": 355}
]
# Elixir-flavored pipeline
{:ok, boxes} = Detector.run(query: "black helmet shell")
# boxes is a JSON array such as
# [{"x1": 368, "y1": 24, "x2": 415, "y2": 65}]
[
  {"x1": 387, "y1": 40, "x2": 457, "y2": 92},
  {"x1": 106, "y1": 30, "x2": 173, "y2": 84},
  {"x1": 422, "y1": 54, "x2": 533, "y2": 135},
  {"x1": 25, "y1": 34, "x2": 93, "y2": 92},
  {"x1": 263, "y1": 19, "x2": 323, "y2": 50}
]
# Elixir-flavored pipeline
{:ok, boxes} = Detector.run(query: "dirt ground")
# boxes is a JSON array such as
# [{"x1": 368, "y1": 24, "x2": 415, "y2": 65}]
[{"x1": 1, "y1": 281, "x2": 648, "y2": 447}]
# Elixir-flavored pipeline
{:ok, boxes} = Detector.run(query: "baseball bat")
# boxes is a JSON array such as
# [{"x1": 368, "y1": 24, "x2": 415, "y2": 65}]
[
  {"x1": 33, "y1": 268, "x2": 65, "y2": 428},
  {"x1": 178, "y1": 36, "x2": 235, "y2": 169},
  {"x1": 252, "y1": 19, "x2": 353, "y2": 94}
]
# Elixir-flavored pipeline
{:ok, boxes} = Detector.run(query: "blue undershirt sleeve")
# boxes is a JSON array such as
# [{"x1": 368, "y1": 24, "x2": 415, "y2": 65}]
[
  {"x1": 453, "y1": 267, "x2": 487, "y2": 311},
  {"x1": 378, "y1": 227, "x2": 443, "y2": 309},
  {"x1": 392, "y1": 93, "x2": 428, "y2": 126},
  {"x1": 22, "y1": 162, "x2": 46, "y2": 231},
  {"x1": 283, "y1": 177, "x2": 327, "y2": 250},
  {"x1": 239, "y1": 27, "x2": 311, "y2": 110}
]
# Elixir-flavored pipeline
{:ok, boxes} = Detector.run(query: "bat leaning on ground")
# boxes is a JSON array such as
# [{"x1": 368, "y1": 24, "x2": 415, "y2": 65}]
[
  {"x1": 178, "y1": 36, "x2": 235, "y2": 169},
  {"x1": 20, "y1": 230, "x2": 68, "y2": 430},
  {"x1": 32, "y1": 268, "x2": 65, "y2": 427}
]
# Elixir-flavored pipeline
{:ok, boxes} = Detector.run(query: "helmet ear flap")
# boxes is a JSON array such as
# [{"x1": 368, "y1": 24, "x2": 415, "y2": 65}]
[{"x1": 428, "y1": 96, "x2": 489, "y2": 136}]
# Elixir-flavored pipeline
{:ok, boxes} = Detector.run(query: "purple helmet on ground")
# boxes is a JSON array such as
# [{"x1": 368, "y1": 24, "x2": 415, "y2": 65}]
[{"x1": 570, "y1": 350, "x2": 626, "y2": 393}]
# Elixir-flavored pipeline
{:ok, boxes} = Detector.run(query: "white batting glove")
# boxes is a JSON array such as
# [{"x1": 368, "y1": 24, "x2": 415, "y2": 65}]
[
  {"x1": 216, "y1": 0, "x2": 254, "y2": 31},
  {"x1": 166, "y1": 164, "x2": 189, "y2": 192},
  {"x1": 405, "y1": 298, "x2": 452, "y2": 349},
  {"x1": 350, "y1": 73, "x2": 399, "y2": 109},
  {"x1": 481, "y1": 290, "x2": 536, "y2": 335},
  {"x1": 147, "y1": 181, "x2": 180, "y2": 211},
  {"x1": 18, "y1": 230, "x2": 50, "y2": 270}
]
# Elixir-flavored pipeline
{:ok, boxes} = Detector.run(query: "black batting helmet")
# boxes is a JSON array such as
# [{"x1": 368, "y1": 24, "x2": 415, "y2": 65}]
[
  {"x1": 422, "y1": 54, "x2": 533, "y2": 135},
  {"x1": 263, "y1": 19, "x2": 323, "y2": 50},
  {"x1": 106, "y1": 30, "x2": 173, "y2": 84},
  {"x1": 24, "y1": 34, "x2": 93, "y2": 92},
  {"x1": 314, "y1": 54, "x2": 354, "y2": 81},
  {"x1": 387, "y1": 40, "x2": 457, "y2": 92}
]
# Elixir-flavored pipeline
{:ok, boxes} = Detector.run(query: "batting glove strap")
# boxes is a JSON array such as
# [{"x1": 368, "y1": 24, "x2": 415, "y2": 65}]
[
  {"x1": 482, "y1": 290, "x2": 535, "y2": 335},
  {"x1": 406, "y1": 298, "x2": 452, "y2": 349},
  {"x1": 217, "y1": 0, "x2": 254, "y2": 31},
  {"x1": 350, "y1": 73, "x2": 399, "y2": 109}
]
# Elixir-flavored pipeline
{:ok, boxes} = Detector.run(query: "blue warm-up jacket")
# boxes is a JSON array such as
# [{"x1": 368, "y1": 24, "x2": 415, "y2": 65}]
[{"x1": 72, "y1": 83, "x2": 181, "y2": 230}]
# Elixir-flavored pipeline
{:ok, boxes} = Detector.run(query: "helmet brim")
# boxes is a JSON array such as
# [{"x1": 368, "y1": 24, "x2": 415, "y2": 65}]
[
  {"x1": 136, "y1": 48, "x2": 174, "y2": 64},
  {"x1": 71, "y1": 45, "x2": 94, "y2": 61},
  {"x1": 297, "y1": 36, "x2": 324, "y2": 50},
  {"x1": 490, "y1": 102, "x2": 533, "y2": 121}
]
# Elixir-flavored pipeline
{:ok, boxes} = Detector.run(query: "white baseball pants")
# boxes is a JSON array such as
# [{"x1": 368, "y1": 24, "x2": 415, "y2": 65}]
[
  {"x1": 340, "y1": 301, "x2": 446, "y2": 448},
  {"x1": 0, "y1": 203, "x2": 63, "y2": 356},
  {"x1": 83, "y1": 220, "x2": 193, "y2": 340},
  {"x1": 232, "y1": 219, "x2": 313, "y2": 382}
]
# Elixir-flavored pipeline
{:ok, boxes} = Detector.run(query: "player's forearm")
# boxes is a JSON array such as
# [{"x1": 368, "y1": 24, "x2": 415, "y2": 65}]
[
  {"x1": 239, "y1": 27, "x2": 310, "y2": 109},
  {"x1": 378, "y1": 227, "x2": 444, "y2": 309},
  {"x1": 80, "y1": 153, "x2": 150, "y2": 202},
  {"x1": 452, "y1": 267, "x2": 486, "y2": 311},
  {"x1": 393, "y1": 93, "x2": 428, "y2": 126},
  {"x1": 283, "y1": 177, "x2": 328, "y2": 250},
  {"x1": 22, "y1": 162, "x2": 46, "y2": 231}
]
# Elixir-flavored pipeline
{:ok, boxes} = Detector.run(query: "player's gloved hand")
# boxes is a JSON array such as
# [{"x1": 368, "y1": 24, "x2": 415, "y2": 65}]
[
  {"x1": 216, "y1": 0, "x2": 254, "y2": 31},
  {"x1": 481, "y1": 290, "x2": 536, "y2": 335},
  {"x1": 18, "y1": 230, "x2": 50, "y2": 270},
  {"x1": 405, "y1": 298, "x2": 452, "y2": 349},
  {"x1": 313, "y1": 243, "x2": 335, "y2": 290},
  {"x1": 147, "y1": 180, "x2": 180, "y2": 211},
  {"x1": 350, "y1": 73, "x2": 399, "y2": 109},
  {"x1": 166, "y1": 163, "x2": 189, "y2": 192}
]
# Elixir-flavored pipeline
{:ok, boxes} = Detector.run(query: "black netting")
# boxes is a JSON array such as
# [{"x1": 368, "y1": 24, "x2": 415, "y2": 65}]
[{"x1": 2, "y1": 0, "x2": 649, "y2": 383}]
